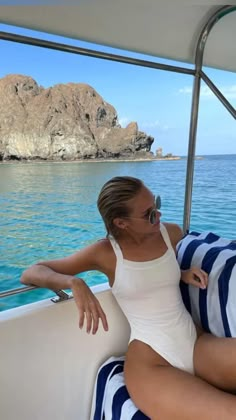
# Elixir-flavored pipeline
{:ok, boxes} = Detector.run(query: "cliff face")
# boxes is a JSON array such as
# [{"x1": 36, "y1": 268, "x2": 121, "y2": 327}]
[{"x1": 0, "y1": 74, "x2": 154, "y2": 161}]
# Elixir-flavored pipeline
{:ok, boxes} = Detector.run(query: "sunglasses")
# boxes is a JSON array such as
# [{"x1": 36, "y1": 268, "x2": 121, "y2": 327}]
[
  {"x1": 124, "y1": 195, "x2": 161, "y2": 225},
  {"x1": 149, "y1": 195, "x2": 161, "y2": 224}
]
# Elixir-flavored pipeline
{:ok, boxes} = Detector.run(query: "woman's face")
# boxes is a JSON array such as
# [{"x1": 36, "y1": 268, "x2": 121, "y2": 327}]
[{"x1": 123, "y1": 186, "x2": 161, "y2": 233}]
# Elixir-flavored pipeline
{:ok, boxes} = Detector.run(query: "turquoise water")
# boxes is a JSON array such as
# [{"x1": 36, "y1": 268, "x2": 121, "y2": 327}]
[{"x1": 1, "y1": 155, "x2": 236, "y2": 311}]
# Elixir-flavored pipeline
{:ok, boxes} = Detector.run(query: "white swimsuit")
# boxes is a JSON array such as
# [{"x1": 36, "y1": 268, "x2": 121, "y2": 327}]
[{"x1": 110, "y1": 223, "x2": 197, "y2": 374}]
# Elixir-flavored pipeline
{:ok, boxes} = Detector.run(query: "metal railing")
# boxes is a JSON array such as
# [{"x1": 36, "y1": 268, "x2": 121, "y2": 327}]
[
  {"x1": 0, "y1": 30, "x2": 194, "y2": 76},
  {"x1": 0, "y1": 284, "x2": 72, "y2": 302},
  {"x1": 183, "y1": 5, "x2": 236, "y2": 234}
]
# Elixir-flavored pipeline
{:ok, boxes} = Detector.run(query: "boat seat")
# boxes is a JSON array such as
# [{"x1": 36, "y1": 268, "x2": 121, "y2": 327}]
[{"x1": 91, "y1": 231, "x2": 236, "y2": 419}]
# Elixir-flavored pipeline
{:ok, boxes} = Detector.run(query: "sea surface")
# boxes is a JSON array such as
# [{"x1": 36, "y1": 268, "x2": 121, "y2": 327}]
[{"x1": 1, "y1": 154, "x2": 236, "y2": 311}]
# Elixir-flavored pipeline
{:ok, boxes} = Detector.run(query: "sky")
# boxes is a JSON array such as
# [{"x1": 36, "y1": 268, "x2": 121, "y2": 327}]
[{"x1": 0, "y1": 23, "x2": 235, "y2": 156}]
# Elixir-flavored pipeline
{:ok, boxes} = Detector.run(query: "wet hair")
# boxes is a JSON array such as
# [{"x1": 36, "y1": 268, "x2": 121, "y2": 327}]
[{"x1": 97, "y1": 176, "x2": 144, "y2": 239}]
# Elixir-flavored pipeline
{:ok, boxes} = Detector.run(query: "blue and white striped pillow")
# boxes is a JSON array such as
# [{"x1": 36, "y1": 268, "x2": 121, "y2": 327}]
[
  {"x1": 177, "y1": 231, "x2": 236, "y2": 337},
  {"x1": 93, "y1": 356, "x2": 149, "y2": 420}
]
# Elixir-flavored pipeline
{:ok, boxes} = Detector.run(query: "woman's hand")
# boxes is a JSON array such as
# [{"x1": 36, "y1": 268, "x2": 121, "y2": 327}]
[
  {"x1": 181, "y1": 267, "x2": 208, "y2": 289},
  {"x1": 70, "y1": 277, "x2": 109, "y2": 334}
]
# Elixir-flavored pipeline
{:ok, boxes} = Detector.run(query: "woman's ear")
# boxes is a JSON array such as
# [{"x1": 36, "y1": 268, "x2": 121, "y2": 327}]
[{"x1": 113, "y1": 217, "x2": 127, "y2": 230}]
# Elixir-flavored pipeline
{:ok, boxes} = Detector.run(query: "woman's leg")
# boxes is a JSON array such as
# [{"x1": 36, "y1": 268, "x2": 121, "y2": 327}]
[
  {"x1": 124, "y1": 340, "x2": 236, "y2": 420},
  {"x1": 194, "y1": 333, "x2": 236, "y2": 392}
]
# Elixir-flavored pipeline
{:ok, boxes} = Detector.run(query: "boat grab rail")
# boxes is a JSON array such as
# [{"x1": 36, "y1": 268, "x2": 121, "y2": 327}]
[{"x1": 0, "y1": 285, "x2": 72, "y2": 303}]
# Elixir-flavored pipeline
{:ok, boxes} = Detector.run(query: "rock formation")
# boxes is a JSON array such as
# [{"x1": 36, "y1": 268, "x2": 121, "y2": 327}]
[{"x1": 0, "y1": 74, "x2": 154, "y2": 161}]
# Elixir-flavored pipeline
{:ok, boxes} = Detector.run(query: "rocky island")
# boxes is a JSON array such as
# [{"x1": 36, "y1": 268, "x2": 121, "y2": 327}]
[{"x1": 0, "y1": 74, "x2": 154, "y2": 161}]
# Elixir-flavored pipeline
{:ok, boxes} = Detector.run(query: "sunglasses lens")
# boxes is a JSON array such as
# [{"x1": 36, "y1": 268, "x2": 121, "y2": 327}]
[
  {"x1": 149, "y1": 209, "x2": 157, "y2": 225},
  {"x1": 155, "y1": 195, "x2": 161, "y2": 210},
  {"x1": 149, "y1": 195, "x2": 161, "y2": 224}
]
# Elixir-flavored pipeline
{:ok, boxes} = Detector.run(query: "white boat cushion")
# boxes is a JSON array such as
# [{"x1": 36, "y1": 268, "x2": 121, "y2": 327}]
[{"x1": 177, "y1": 231, "x2": 236, "y2": 337}]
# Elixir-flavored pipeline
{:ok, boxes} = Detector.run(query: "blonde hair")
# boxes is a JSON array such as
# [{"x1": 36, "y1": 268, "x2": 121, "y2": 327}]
[{"x1": 97, "y1": 176, "x2": 143, "y2": 239}]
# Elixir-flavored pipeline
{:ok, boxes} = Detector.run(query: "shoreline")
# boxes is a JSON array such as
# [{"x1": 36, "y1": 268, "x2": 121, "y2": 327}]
[{"x1": 0, "y1": 156, "x2": 182, "y2": 164}]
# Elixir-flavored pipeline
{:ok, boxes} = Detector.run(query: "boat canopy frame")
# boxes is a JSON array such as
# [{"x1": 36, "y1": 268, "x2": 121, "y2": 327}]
[{"x1": 0, "y1": 4, "x2": 235, "y2": 300}]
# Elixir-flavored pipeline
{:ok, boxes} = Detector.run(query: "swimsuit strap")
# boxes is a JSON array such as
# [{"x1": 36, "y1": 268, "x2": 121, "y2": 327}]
[
  {"x1": 160, "y1": 223, "x2": 174, "y2": 250},
  {"x1": 109, "y1": 237, "x2": 123, "y2": 262}
]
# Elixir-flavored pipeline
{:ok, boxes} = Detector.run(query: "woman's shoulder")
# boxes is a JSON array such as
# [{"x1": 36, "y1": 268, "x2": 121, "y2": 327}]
[
  {"x1": 69, "y1": 238, "x2": 114, "y2": 268},
  {"x1": 96, "y1": 237, "x2": 113, "y2": 249},
  {"x1": 94, "y1": 238, "x2": 116, "y2": 278},
  {"x1": 162, "y1": 222, "x2": 183, "y2": 248},
  {"x1": 94, "y1": 237, "x2": 116, "y2": 261},
  {"x1": 85, "y1": 237, "x2": 113, "y2": 259}
]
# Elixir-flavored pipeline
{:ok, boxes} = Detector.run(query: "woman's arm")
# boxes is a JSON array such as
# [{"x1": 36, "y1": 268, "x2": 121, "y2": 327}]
[
  {"x1": 20, "y1": 241, "x2": 109, "y2": 333},
  {"x1": 21, "y1": 241, "x2": 105, "y2": 289},
  {"x1": 21, "y1": 264, "x2": 75, "y2": 290}
]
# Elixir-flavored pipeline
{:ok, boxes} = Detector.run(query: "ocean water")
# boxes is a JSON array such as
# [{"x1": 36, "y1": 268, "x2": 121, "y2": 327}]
[{"x1": 1, "y1": 155, "x2": 236, "y2": 311}]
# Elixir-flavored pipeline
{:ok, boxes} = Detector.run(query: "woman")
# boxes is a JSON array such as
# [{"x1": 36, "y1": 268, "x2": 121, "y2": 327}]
[{"x1": 21, "y1": 176, "x2": 236, "y2": 419}]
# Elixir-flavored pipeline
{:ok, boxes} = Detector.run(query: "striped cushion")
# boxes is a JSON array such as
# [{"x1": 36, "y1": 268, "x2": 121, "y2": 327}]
[
  {"x1": 93, "y1": 356, "x2": 149, "y2": 420},
  {"x1": 177, "y1": 231, "x2": 236, "y2": 337}
]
